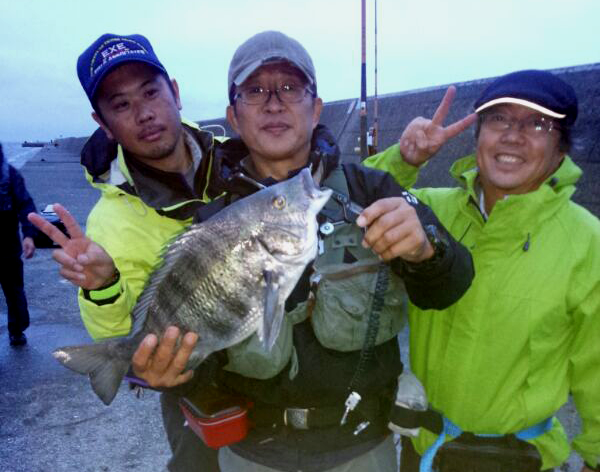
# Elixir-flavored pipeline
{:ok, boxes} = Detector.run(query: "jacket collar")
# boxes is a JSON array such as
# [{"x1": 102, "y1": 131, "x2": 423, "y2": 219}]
[
  {"x1": 80, "y1": 118, "x2": 217, "y2": 220},
  {"x1": 208, "y1": 124, "x2": 340, "y2": 197}
]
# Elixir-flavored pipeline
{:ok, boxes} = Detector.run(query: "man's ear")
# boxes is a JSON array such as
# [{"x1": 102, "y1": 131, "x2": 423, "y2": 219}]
[
  {"x1": 226, "y1": 105, "x2": 240, "y2": 134},
  {"x1": 92, "y1": 112, "x2": 114, "y2": 140},
  {"x1": 312, "y1": 97, "x2": 323, "y2": 129},
  {"x1": 171, "y1": 78, "x2": 182, "y2": 110}
]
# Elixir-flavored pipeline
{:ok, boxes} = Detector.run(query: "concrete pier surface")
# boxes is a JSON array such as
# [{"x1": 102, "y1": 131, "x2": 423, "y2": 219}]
[
  {"x1": 1, "y1": 146, "x2": 171, "y2": 472},
  {"x1": 0, "y1": 145, "x2": 585, "y2": 471}
]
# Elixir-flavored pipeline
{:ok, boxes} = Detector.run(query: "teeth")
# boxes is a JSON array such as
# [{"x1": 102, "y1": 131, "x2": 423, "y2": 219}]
[{"x1": 497, "y1": 154, "x2": 520, "y2": 164}]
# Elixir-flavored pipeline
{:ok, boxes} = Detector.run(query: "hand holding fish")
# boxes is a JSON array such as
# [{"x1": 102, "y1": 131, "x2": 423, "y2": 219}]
[
  {"x1": 399, "y1": 86, "x2": 477, "y2": 167},
  {"x1": 131, "y1": 326, "x2": 198, "y2": 388},
  {"x1": 28, "y1": 203, "x2": 117, "y2": 290},
  {"x1": 357, "y1": 197, "x2": 434, "y2": 263}
]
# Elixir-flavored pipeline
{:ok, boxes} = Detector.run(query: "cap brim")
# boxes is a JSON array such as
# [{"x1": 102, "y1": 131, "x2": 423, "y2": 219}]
[
  {"x1": 89, "y1": 57, "x2": 168, "y2": 101},
  {"x1": 233, "y1": 57, "x2": 314, "y2": 87},
  {"x1": 475, "y1": 97, "x2": 566, "y2": 119}
]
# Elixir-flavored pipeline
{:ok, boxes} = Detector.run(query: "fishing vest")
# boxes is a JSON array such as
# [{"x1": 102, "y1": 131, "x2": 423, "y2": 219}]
[{"x1": 224, "y1": 165, "x2": 409, "y2": 380}]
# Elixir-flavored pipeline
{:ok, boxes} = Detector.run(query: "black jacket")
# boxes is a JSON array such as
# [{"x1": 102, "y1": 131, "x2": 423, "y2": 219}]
[
  {"x1": 186, "y1": 126, "x2": 474, "y2": 471},
  {"x1": 0, "y1": 144, "x2": 37, "y2": 255}
]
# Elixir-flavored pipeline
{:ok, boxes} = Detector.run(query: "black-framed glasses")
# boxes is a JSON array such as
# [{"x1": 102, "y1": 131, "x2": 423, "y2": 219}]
[
  {"x1": 235, "y1": 83, "x2": 312, "y2": 105},
  {"x1": 481, "y1": 112, "x2": 560, "y2": 137}
]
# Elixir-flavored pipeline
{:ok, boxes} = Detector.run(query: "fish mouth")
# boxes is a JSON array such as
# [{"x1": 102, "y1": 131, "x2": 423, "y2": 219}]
[{"x1": 298, "y1": 168, "x2": 332, "y2": 211}]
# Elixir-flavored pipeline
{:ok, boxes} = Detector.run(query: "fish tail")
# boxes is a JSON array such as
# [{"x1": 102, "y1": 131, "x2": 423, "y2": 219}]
[{"x1": 53, "y1": 341, "x2": 131, "y2": 406}]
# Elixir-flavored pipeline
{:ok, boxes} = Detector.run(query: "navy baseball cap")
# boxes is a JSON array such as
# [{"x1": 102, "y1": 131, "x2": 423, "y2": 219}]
[
  {"x1": 474, "y1": 69, "x2": 578, "y2": 126},
  {"x1": 77, "y1": 33, "x2": 168, "y2": 105}
]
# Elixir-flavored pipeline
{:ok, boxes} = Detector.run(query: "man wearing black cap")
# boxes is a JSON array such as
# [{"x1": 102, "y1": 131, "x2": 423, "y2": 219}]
[
  {"x1": 366, "y1": 70, "x2": 600, "y2": 472},
  {"x1": 28, "y1": 33, "x2": 222, "y2": 471}
]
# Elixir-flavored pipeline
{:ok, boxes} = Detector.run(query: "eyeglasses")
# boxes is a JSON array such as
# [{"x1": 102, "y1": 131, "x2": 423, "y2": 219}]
[
  {"x1": 235, "y1": 83, "x2": 312, "y2": 105},
  {"x1": 481, "y1": 112, "x2": 561, "y2": 137}
]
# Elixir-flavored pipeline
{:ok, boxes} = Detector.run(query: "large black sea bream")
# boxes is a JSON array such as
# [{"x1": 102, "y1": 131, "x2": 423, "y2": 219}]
[{"x1": 53, "y1": 168, "x2": 332, "y2": 405}]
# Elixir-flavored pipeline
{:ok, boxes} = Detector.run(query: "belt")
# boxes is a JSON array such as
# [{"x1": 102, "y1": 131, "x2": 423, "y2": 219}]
[
  {"x1": 419, "y1": 416, "x2": 554, "y2": 472},
  {"x1": 250, "y1": 397, "x2": 385, "y2": 431}
]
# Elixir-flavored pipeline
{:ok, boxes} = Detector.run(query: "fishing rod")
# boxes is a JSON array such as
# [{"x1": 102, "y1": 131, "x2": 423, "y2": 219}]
[{"x1": 360, "y1": 0, "x2": 368, "y2": 159}]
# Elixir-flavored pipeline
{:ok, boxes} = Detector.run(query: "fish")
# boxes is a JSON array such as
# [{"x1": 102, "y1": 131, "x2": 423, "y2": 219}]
[{"x1": 53, "y1": 168, "x2": 332, "y2": 405}]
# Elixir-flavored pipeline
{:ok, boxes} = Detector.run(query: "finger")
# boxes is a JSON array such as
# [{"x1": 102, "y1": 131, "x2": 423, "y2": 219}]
[
  {"x1": 170, "y1": 332, "x2": 198, "y2": 374},
  {"x1": 172, "y1": 370, "x2": 195, "y2": 386},
  {"x1": 415, "y1": 129, "x2": 429, "y2": 151},
  {"x1": 131, "y1": 334, "x2": 159, "y2": 373},
  {"x1": 58, "y1": 267, "x2": 87, "y2": 284},
  {"x1": 28, "y1": 212, "x2": 71, "y2": 247},
  {"x1": 361, "y1": 199, "x2": 412, "y2": 247},
  {"x1": 356, "y1": 198, "x2": 401, "y2": 228},
  {"x1": 431, "y1": 86, "x2": 456, "y2": 126},
  {"x1": 52, "y1": 203, "x2": 86, "y2": 240},
  {"x1": 151, "y1": 326, "x2": 181, "y2": 373},
  {"x1": 77, "y1": 243, "x2": 114, "y2": 269},
  {"x1": 366, "y1": 221, "x2": 412, "y2": 256},
  {"x1": 444, "y1": 113, "x2": 477, "y2": 140},
  {"x1": 53, "y1": 249, "x2": 83, "y2": 272}
]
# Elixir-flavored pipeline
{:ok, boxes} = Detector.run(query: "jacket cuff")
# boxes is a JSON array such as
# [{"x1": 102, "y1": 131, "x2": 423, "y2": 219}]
[{"x1": 82, "y1": 270, "x2": 122, "y2": 305}]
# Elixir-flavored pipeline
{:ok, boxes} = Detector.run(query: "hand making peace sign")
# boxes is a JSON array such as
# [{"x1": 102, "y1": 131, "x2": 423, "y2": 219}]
[
  {"x1": 27, "y1": 204, "x2": 117, "y2": 290},
  {"x1": 399, "y1": 85, "x2": 477, "y2": 167}
]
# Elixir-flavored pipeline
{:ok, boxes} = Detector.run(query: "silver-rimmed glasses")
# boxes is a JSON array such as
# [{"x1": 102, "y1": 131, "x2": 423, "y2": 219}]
[
  {"x1": 235, "y1": 83, "x2": 312, "y2": 105},
  {"x1": 481, "y1": 112, "x2": 561, "y2": 137}
]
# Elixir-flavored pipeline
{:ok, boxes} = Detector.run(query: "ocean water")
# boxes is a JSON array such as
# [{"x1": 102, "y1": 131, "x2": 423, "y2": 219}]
[{"x1": 1, "y1": 142, "x2": 41, "y2": 169}]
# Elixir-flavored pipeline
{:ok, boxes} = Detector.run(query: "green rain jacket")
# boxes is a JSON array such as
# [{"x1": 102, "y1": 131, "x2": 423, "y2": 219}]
[
  {"x1": 77, "y1": 119, "x2": 219, "y2": 340},
  {"x1": 365, "y1": 145, "x2": 600, "y2": 469}
]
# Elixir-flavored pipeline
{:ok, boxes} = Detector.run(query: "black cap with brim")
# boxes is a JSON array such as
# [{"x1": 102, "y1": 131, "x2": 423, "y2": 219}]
[{"x1": 474, "y1": 69, "x2": 578, "y2": 126}]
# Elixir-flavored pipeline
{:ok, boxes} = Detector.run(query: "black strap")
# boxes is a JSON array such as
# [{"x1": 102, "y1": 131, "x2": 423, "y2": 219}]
[
  {"x1": 250, "y1": 396, "x2": 385, "y2": 430},
  {"x1": 389, "y1": 404, "x2": 444, "y2": 435},
  {"x1": 347, "y1": 263, "x2": 389, "y2": 396}
]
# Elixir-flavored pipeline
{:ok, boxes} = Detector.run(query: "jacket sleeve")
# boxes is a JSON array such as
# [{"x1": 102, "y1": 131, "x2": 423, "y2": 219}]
[
  {"x1": 77, "y1": 219, "x2": 142, "y2": 341},
  {"x1": 10, "y1": 166, "x2": 38, "y2": 240},
  {"x1": 345, "y1": 163, "x2": 473, "y2": 310},
  {"x1": 363, "y1": 143, "x2": 421, "y2": 189},
  {"x1": 569, "y1": 236, "x2": 600, "y2": 468},
  {"x1": 76, "y1": 195, "x2": 186, "y2": 341}
]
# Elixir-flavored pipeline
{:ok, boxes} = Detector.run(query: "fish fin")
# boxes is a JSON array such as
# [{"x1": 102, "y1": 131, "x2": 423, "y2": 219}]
[
  {"x1": 261, "y1": 270, "x2": 285, "y2": 352},
  {"x1": 53, "y1": 342, "x2": 130, "y2": 406}
]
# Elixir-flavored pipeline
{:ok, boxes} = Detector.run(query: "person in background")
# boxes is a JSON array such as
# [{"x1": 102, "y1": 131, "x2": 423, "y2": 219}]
[
  {"x1": 365, "y1": 69, "x2": 600, "y2": 472},
  {"x1": 0, "y1": 143, "x2": 37, "y2": 347}
]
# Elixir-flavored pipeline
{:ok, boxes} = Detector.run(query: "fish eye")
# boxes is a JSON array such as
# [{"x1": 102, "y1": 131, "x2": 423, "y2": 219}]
[{"x1": 272, "y1": 196, "x2": 286, "y2": 210}]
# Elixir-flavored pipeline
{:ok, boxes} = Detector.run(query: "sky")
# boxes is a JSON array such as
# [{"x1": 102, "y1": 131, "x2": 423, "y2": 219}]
[{"x1": 0, "y1": 0, "x2": 598, "y2": 142}]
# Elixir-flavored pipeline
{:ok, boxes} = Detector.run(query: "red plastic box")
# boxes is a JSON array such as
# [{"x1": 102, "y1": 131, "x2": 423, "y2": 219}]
[{"x1": 179, "y1": 397, "x2": 249, "y2": 449}]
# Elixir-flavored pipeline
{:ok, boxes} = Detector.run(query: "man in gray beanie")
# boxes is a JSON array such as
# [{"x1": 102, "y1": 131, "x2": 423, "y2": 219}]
[{"x1": 146, "y1": 30, "x2": 474, "y2": 472}]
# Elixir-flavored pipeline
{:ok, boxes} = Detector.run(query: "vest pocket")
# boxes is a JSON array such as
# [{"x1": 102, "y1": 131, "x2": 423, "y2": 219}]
[
  {"x1": 311, "y1": 267, "x2": 408, "y2": 351},
  {"x1": 224, "y1": 314, "x2": 294, "y2": 380}
]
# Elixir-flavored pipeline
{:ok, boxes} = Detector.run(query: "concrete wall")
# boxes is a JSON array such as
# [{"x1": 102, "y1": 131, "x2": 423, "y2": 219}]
[
  {"x1": 200, "y1": 63, "x2": 600, "y2": 217},
  {"x1": 62, "y1": 63, "x2": 599, "y2": 216}
]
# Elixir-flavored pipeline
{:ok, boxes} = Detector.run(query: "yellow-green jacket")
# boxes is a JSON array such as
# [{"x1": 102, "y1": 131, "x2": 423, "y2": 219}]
[
  {"x1": 78, "y1": 120, "x2": 219, "y2": 340},
  {"x1": 365, "y1": 145, "x2": 600, "y2": 469}
]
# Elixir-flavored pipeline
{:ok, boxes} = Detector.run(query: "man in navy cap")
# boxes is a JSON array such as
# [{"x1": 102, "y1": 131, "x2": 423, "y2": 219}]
[
  {"x1": 28, "y1": 33, "x2": 221, "y2": 471},
  {"x1": 366, "y1": 70, "x2": 600, "y2": 472}
]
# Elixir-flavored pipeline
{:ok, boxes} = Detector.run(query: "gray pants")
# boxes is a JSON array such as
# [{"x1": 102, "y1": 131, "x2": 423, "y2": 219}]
[{"x1": 218, "y1": 435, "x2": 398, "y2": 472}]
